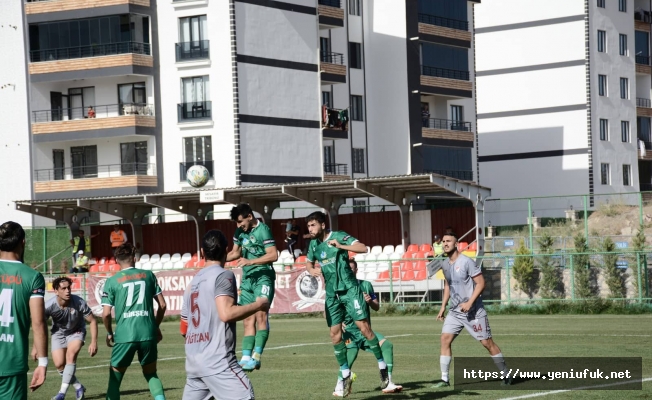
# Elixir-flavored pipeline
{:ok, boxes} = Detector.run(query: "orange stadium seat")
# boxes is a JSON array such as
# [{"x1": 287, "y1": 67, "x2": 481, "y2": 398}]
[
  {"x1": 406, "y1": 244, "x2": 419, "y2": 253},
  {"x1": 458, "y1": 242, "x2": 468, "y2": 251},
  {"x1": 196, "y1": 259, "x2": 206, "y2": 268},
  {"x1": 184, "y1": 260, "x2": 196, "y2": 268},
  {"x1": 376, "y1": 270, "x2": 389, "y2": 282},
  {"x1": 98, "y1": 264, "x2": 109, "y2": 273},
  {"x1": 419, "y1": 244, "x2": 432, "y2": 252},
  {"x1": 89, "y1": 265, "x2": 99, "y2": 273},
  {"x1": 401, "y1": 269, "x2": 416, "y2": 281},
  {"x1": 414, "y1": 261, "x2": 427, "y2": 271},
  {"x1": 225, "y1": 261, "x2": 238, "y2": 268},
  {"x1": 402, "y1": 262, "x2": 414, "y2": 271},
  {"x1": 414, "y1": 270, "x2": 427, "y2": 281},
  {"x1": 109, "y1": 264, "x2": 120, "y2": 272},
  {"x1": 388, "y1": 267, "x2": 400, "y2": 281},
  {"x1": 468, "y1": 242, "x2": 477, "y2": 251}
]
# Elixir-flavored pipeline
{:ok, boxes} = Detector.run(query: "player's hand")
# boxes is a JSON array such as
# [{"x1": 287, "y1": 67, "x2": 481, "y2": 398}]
[
  {"x1": 88, "y1": 341, "x2": 98, "y2": 357},
  {"x1": 31, "y1": 346, "x2": 37, "y2": 361},
  {"x1": 309, "y1": 267, "x2": 321, "y2": 277},
  {"x1": 363, "y1": 292, "x2": 372, "y2": 303},
  {"x1": 30, "y1": 366, "x2": 46, "y2": 392},
  {"x1": 458, "y1": 302, "x2": 472, "y2": 313},
  {"x1": 256, "y1": 296, "x2": 270, "y2": 312},
  {"x1": 157, "y1": 328, "x2": 163, "y2": 343},
  {"x1": 436, "y1": 308, "x2": 446, "y2": 321},
  {"x1": 106, "y1": 334, "x2": 114, "y2": 348},
  {"x1": 327, "y1": 240, "x2": 341, "y2": 248},
  {"x1": 237, "y1": 258, "x2": 252, "y2": 268}
]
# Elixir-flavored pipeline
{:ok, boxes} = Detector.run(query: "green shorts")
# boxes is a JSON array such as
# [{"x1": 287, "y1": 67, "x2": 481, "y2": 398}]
[
  {"x1": 111, "y1": 340, "x2": 158, "y2": 368},
  {"x1": 0, "y1": 373, "x2": 27, "y2": 400},
  {"x1": 344, "y1": 328, "x2": 384, "y2": 351},
  {"x1": 325, "y1": 285, "x2": 369, "y2": 327},
  {"x1": 239, "y1": 267, "x2": 276, "y2": 306}
]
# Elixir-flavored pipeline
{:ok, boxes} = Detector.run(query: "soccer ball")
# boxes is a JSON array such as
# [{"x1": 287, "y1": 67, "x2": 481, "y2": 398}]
[{"x1": 186, "y1": 165, "x2": 210, "y2": 188}]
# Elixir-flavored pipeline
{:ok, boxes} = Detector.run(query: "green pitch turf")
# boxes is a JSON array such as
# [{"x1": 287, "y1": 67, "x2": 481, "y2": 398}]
[{"x1": 28, "y1": 314, "x2": 652, "y2": 399}]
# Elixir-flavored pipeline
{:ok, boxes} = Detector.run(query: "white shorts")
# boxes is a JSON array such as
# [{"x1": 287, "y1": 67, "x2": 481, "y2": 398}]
[
  {"x1": 442, "y1": 308, "x2": 492, "y2": 341},
  {"x1": 51, "y1": 331, "x2": 86, "y2": 351},
  {"x1": 183, "y1": 365, "x2": 254, "y2": 400}
]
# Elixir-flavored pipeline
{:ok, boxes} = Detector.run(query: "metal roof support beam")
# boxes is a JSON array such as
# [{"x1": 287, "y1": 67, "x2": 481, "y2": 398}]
[
  {"x1": 281, "y1": 186, "x2": 345, "y2": 230},
  {"x1": 77, "y1": 200, "x2": 151, "y2": 251},
  {"x1": 15, "y1": 204, "x2": 80, "y2": 256},
  {"x1": 143, "y1": 196, "x2": 213, "y2": 258}
]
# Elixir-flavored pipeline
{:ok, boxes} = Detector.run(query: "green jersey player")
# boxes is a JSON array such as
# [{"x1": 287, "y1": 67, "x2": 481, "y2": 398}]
[
  {"x1": 305, "y1": 212, "x2": 389, "y2": 398},
  {"x1": 226, "y1": 204, "x2": 278, "y2": 372},
  {"x1": 102, "y1": 243, "x2": 167, "y2": 400},
  {"x1": 0, "y1": 221, "x2": 48, "y2": 400}
]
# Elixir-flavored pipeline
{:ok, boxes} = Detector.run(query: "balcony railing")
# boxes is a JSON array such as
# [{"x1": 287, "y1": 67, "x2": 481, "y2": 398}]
[
  {"x1": 175, "y1": 40, "x2": 210, "y2": 62},
  {"x1": 423, "y1": 118, "x2": 471, "y2": 131},
  {"x1": 636, "y1": 55, "x2": 650, "y2": 65},
  {"x1": 178, "y1": 101, "x2": 212, "y2": 122},
  {"x1": 35, "y1": 163, "x2": 155, "y2": 182},
  {"x1": 635, "y1": 11, "x2": 652, "y2": 23},
  {"x1": 637, "y1": 98, "x2": 652, "y2": 108},
  {"x1": 30, "y1": 42, "x2": 151, "y2": 62},
  {"x1": 422, "y1": 65, "x2": 469, "y2": 81},
  {"x1": 641, "y1": 183, "x2": 652, "y2": 191},
  {"x1": 318, "y1": 0, "x2": 341, "y2": 7},
  {"x1": 32, "y1": 103, "x2": 154, "y2": 123},
  {"x1": 418, "y1": 13, "x2": 469, "y2": 31},
  {"x1": 324, "y1": 163, "x2": 347, "y2": 175},
  {"x1": 179, "y1": 160, "x2": 214, "y2": 182},
  {"x1": 322, "y1": 107, "x2": 348, "y2": 130},
  {"x1": 425, "y1": 169, "x2": 473, "y2": 181},
  {"x1": 320, "y1": 52, "x2": 344, "y2": 64}
]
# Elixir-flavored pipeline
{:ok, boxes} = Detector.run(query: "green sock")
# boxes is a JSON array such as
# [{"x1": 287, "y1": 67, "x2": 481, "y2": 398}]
[
  {"x1": 381, "y1": 340, "x2": 394, "y2": 375},
  {"x1": 333, "y1": 341, "x2": 349, "y2": 368},
  {"x1": 143, "y1": 372, "x2": 165, "y2": 400},
  {"x1": 366, "y1": 334, "x2": 384, "y2": 362},
  {"x1": 253, "y1": 329, "x2": 270, "y2": 358},
  {"x1": 338, "y1": 346, "x2": 359, "y2": 380},
  {"x1": 106, "y1": 369, "x2": 124, "y2": 400},
  {"x1": 242, "y1": 335, "x2": 255, "y2": 359}
]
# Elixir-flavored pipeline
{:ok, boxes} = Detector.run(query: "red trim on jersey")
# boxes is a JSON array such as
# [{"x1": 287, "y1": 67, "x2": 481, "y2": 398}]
[
  {"x1": 230, "y1": 366, "x2": 249, "y2": 389},
  {"x1": 180, "y1": 319, "x2": 188, "y2": 335}
]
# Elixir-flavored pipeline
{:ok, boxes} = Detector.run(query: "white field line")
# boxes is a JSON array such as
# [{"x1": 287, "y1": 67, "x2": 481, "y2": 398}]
[{"x1": 498, "y1": 377, "x2": 652, "y2": 400}]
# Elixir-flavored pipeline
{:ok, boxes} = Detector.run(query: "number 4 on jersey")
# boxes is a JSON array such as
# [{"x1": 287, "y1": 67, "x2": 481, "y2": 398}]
[{"x1": 0, "y1": 289, "x2": 15, "y2": 327}]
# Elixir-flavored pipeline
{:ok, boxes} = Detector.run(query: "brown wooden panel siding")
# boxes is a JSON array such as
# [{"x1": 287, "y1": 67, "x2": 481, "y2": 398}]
[
  {"x1": 418, "y1": 23, "x2": 472, "y2": 42},
  {"x1": 26, "y1": 0, "x2": 149, "y2": 14},
  {"x1": 420, "y1": 75, "x2": 473, "y2": 91},
  {"x1": 635, "y1": 21, "x2": 651, "y2": 32},
  {"x1": 321, "y1": 62, "x2": 347, "y2": 75},
  {"x1": 640, "y1": 150, "x2": 652, "y2": 160},
  {"x1": 637, "y1": 107, "x2": 652, "y2": 117},
  {"x1": 323, "y1": 174, "x2": 349, "y2": 181},
  {"x1": 318, "y1": 5, "x2": 344, "y2": 19},
  {"x1": 637, "y1": 64, "x2": 652, "y2": 75},
  {"x1": 34, "y1": 175, "x2": 157, "y2": 193},
  {"x1": 32, "y1": 116, "x2": 155, "y2": 135},
  {"x1": 422, "y1": 128, "x2": 474, "y2": 142},
  {"x1": 29, "y1": 54, "x2": 153, "y2": 74}
]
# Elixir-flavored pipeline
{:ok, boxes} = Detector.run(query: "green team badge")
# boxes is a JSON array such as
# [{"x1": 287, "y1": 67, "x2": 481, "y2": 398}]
[
  {"x1": 321, "y1": 251, "x2": 326, "y2": 258},
  {"x1": 249, "y1": 235, "x2": 256, "y2": 243}
]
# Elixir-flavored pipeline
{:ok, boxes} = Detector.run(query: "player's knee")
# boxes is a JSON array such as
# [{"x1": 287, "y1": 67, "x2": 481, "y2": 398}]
[
  {"x1": 440, "y1": 334, "x2": 454, "y2": 345},
  {"x1": 381, "y1": 339, "x2": 392, "y2": 351}
]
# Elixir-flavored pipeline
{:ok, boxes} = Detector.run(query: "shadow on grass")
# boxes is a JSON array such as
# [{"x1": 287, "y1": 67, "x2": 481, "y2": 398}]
[
  {"x1": 353, "y1": 380, "x2": 481, "y2": 399},
  {"x1": 85, "y1": 387, "x2": 181, "y2": 399}
]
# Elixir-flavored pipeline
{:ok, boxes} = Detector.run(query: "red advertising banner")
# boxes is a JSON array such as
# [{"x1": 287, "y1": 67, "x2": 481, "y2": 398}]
[{"x1": 85, "y1": 267, "x2": 326, "y2": 316}]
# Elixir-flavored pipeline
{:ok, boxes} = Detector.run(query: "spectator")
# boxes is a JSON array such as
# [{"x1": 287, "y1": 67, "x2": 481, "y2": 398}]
[
  {"x1": 432, "y1": 235, "x2": 443, "y2": 257},
  {"x1": 110, "y1": 224, "x2": 128, "y2": 250},
  {"x1": 283, "y1": 219, "x2": 300, "y2": 259},
  {"x1": 422, "y1": 104, "x2": 430, "y2": 128},
  {"x1": 87, "y1": 106, "x2": 96, "y2": 118},
  {"x1": 70, "y1": 229, "x2": 99, "y2": 261},
  {"x1": 71, "y1": 250, "x2": 89, "y2": 273}
]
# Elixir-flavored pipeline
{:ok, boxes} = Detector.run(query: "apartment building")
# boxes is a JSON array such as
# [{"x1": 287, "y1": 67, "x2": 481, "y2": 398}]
[
  {"x1": 475, "y1": 0, "x2": 649, "y2": 224},
  {"x1": 2, "y1": 0, "x2": 480, "y2": 225}
]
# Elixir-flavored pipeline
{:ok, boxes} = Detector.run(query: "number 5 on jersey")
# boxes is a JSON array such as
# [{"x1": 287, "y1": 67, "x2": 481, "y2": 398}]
[{"x1": 123, "y1": 282, "x2": 146, "y2": 307}]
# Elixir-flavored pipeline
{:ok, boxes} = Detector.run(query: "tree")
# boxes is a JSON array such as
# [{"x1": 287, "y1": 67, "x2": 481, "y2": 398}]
[
  {"x1": 599, "y1": 237, "x2": 624, "y2": 298},
  {"x1": 512, "y1": 239, "x2": 535, "y2": 297},
  {"x1": 631, "y1": 224, "x2": 647, "y2": 298},
  {"x1": 537, "y1": 232, "x2": 561, "y2": 299},
  {"x1": 573, "y1": 234, "x2": 593, "y2": 299}
]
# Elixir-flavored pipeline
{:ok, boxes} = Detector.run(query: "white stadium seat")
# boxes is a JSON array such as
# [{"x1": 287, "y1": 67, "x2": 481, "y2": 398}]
[
  {"x1": 170, "y1": 253, "x2": 181, "y2": 263},
  {"x1": 370, "y1": 246, "x2": 383, "y2": 255},
  {"x1": 141, "y1": 262, "x2": 152, "y2": 270},
  {"x1": 139, "y1": 254, "x2": 149, "y2": 262},
  {"x1": 390, "y1": 253, "x2": 402, "y2": 261},
  {"x1": 280, "y1": 250, "x2": 291, "y2": 258},
  {"x1": 366, "y1": 246, "x2": 371, "y2": 253},
  {"x1": 382, "y1": 245, "x2": 395, "y2": 255},
  {"x1": 181, "y1": 253, "x2": 192, "y2": 262},
  {"x1": 376, "y1": 254, "x2": 390, "y2": 269},
  {"x1": 151, "y1": 262, "x2": 162, "y2": 270},
  {"x1": 135, "y1": 262, "x2": 142, "y2": 269},
  {"x1": 365, "y1": 271, "x2": 378, "y2": 281},
  {"x1": 394, "y1": 245, "x2": 405, "y2": 255},
  {"x1": 160, "y1": 254, "x2": 171, "y2": 263},
  {"x1": 149, "y1": 254, "x2": 161, "y2": 263},
  {"x1": 294, "y1": 249, "x2": 302, "y2": 258},
  {"x1": 173, "y1": 261, "x2": 184, "y2": 269},
  {"x1": 354, "y1": 254, "x2": 366, "y2": 262},
  {"x1": 356, "y1": 271, "x2": 365, "y2": 280},
  {"x1": 162, "y1": 262, "x2": 173, "y2": 270},
  {"x1": 364, "y1": 253, "x2": 377, "y2": 261}
]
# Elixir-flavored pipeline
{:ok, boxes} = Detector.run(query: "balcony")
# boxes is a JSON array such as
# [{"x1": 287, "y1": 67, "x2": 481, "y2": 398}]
[
  {"x1": 635, "y1": 11, "x2": 651, "y2": 31},
  {"x1": 420, "y1": 66, "x2": 472, "y2": 98},
  {"x1": 422, "y1": 118, "x2": 474, "y2": 143},
  {"x1": 29, "y1": 42, "x2": 153, "y2": 79},
  {"x1": 418, "y1": 14, "x2": 468, "y2": 31},
  {"x1": 417, "y1": 14, "x2": 472, "y2": 47},
  {"x1": 636, "y1": 55, "x2": 652, "y2": 74},
  {"x1": 178, "y1": 101, "x2": 212, "y2": 123},
  {"x1": 320, "y1": 52, "x2": 346, "y2": 84},
  {"x1": 323, "y1": 163, "x2": 348, "y2": 181},
  {"x1": 425, "y1": 169, "x2": 474, "y2": 181},
  {"x1": 637, "y1": 98, "x2": 652, "y2": 117},
  {"x1": 318, "y1": 0, "x2": 344, "y2": 28},
  {"x1": 641, "y1": 183, "x2": 652, "y2": 191},
  {"x1": 25, "y1": 0, "x2": 150, "y2": 16},
  {"x1": 639, "y1": 141, "x2": 652, "y2": 160},
  {"x1": 33, "y1": 163, "x2": 157, "y2": 196},
  {"x1": 322, "y1": 107, "x2": 348, "y2": 140},
  {"x1": 175, "y1": 40, "x2": 210, "y2": 63},
  {"x1": 31, "y1": 103, "x2": 155, "y2": 140},
  {"x1": 179, "y1": 161, "x2": 214, "y2": 182}
]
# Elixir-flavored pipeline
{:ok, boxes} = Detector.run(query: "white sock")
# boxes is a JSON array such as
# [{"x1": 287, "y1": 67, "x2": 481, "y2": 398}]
[
  {"x1": 341, "y1": 368, "x2": 351, "y2": 378},
  {"x1": 491, "y1": 352, "x2": 508, "y2": 374},
  {"x1": 440, "y1": 355, "x2": 452, "y2": 382},
  {"x1": 60, "y1": 363, "x2": 76, "y2": 394},
  {"x1": 241, "y1": 355, "x2": 251, "y2": 362},
  {"x1": 378, "y1": 360, "x2": 387, "y2": 369},
  {"x1": 72, "y1": 379, "x2": 82, "y2": 390},
  {"x1": 335, "y1": 379, "x2": 343, "y2": 391},
  {"x1": 388, "y1": 372, "x2": 393, "y2": 383}
]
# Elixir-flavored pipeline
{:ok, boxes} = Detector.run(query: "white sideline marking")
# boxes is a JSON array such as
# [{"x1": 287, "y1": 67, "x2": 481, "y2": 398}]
[
  {"x1": 498, "y1": 377, "x2": 652, "y2": 400},
  {"x1": 29, "y1": 334, "x2": 415, "y2": 375}
]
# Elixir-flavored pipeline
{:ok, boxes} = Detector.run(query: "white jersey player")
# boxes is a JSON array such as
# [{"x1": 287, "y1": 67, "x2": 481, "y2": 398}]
[{"x1": 180, "y1": 230, "x2": 269, "y2": 400}]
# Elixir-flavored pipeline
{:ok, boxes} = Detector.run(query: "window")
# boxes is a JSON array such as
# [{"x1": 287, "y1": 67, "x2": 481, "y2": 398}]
[
  {"x1": 598, "y1": 30, "x2": 606, "y2": 52},
  {"x1": 120, "y1": 141, "x2": 148, "y2": 175},
  {"x1": 178, "y1": 15, "x2": 209, "y2": 60},
  {"x1": 597, "y1": 0, "x2": 605, "y2": 7},
  {"x1": 349, "y1": 0, "x2": 361, "y2": 16},
  {"x1": 353, "y1": 148, "x2": 365, "y2": 173},
  {"x1": 349, "y1": 42, "x2": 362, "y2": 69},
  {"x1": 600, "y1": 119, "x2": 609, "y2": 140},
  {"x1": 619, "y1": 34, "x2": 627, "y2": 55},
  {"x1": 118, "y1": 82, "x2": 146, "y2": 115},
  {"x1": 323, "y1": 145, "x2": 334, "y2": 172},
  {"x1": 67, "y1": 87, "x2": 95, "y2": 119},
  {"x1": 619, "y1": 0, "x2": 626, "y2": 12},
  {"x1": 53, "y1": 150, "x2": 64, "y2": 180},
  {"x1": 351, "y1": 95, "x2": 364, "y2": 121},
  {"x1": 620, "y1": 77, "x2": 628, "y2": 99},
  {"x1": 621, "y1": 120, "x2": 630, "y2": 142},
  {"x1": 320, "y1": 37, "x2": 330, "y2": 61},
  {"x1": 598, "y1": 74, "x2": 607, "y2": 96},
  {"x1": 353, "y1": 199, "x2": 367, "y2": 214},
  {"x1": 322, "y1": 91, "x2": 331, "y2": 107},
  {"x1": 180, "y1": 76, "x2": 211, "y2": 120},
  {"x1": 70, "y1": 146, "x2": 98, "y2": 179},
  {"x1": 450, "y1": 105, "x2": 466, "y2": 130},
  {"x1": 182, "y1": 136, "x2": 213, "y2": 180},
  {"x1": 623, "y1": 164, "x2": 631, "y2": 186},
  {"x1": 601, "y1": 163, "x2": 610, "y2": 185}
]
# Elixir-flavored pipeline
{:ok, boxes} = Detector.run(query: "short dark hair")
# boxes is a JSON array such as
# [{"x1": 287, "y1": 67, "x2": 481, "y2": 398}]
[
  {"x1": 78, "y1": 230, "x2": 85, "y2": 235},
  {"x1": 202, "y1": 230, "x2": 228, "y2": 261},
  {"x1": 53, "y1": 276, "x2": 73, "y2": 290},
  {"x1": 443, "y1": 232, "x2": 458, "y2": 240},
  {"x1": 230, "y1": 203, "x2": 253, "y2": 222},
  {"x1": 348, "y1": 259, "x2": 357, "y2": 268},
  {"x1": 114, "y1": 243, "x2": 136, "y2": 264},
  {"x1": 0, "y1": 221, "x2": 25, "y2": 252},
  {"x1": 306, "y1": 211, "x2": 327, "y2": 225}
]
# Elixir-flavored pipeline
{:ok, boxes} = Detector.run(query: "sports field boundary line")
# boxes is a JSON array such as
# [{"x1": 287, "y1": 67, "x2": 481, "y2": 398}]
[{"x1": 498, "y1": 377, "x2": 652, "y2": 399}]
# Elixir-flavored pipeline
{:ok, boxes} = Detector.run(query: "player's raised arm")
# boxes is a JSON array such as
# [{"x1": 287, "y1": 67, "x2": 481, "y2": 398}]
[
  {"x1": 328, "y1": 233, "x2": 366, "y2": 253},
  {"x1": 29, "y1": 295, "x2": 48, "y2": 392}
]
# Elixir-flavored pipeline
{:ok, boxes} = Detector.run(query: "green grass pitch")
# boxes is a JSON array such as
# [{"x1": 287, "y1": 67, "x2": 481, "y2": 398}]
[{"x1": 28, "y1": 315, "x2": 652, "y2": 399}]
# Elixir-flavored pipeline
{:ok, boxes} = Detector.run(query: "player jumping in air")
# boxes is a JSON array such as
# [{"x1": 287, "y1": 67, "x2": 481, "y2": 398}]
[
  {"x1": 433, "y1": 232, "x2": 511, "y2": 388},
  {"x1": 102, "y1": 243, "x2": 167, "y2": 400},
  {"x1": 0, "y1": 221, "x2": 48, "y2": 400},
  {"x1": 181, "y1": 230, "x2": 269, "y2": 400},
  {"x1": 332, "y1": 259, "x2": 402, "y2": 397},
  {"x1": 44, "y1": 277, "x2": 98, "y2": 400},
  {"x1": 305, "y1": 211, "x2": 389, "y2": 398},
  {"x1": 227, "y1": 204, "x2": 278, "y2": 372}
]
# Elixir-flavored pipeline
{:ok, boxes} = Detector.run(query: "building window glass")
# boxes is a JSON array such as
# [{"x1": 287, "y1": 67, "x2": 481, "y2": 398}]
[
  {"x1": 598, "y1": 74, "x2": 607, "y2": 96},
  {"x1": 353, "y1": 148, "x2": 365, "y2": 173},
  {"x1": 351, "y1": 95, "x2": 364, "y2": 121},
  {"x1": 620, "y1": 77, "x2": 628, "y2": 99},
  {"x1": 598, "y1": 30, "x2": 606, "y2": 52},
  {"x1": 619, "y1": 34, "x2": 627, "y2": 55},
  {"x1": 349, "y1": 0, "x2": 361, "y2": 16},
  {"x1": 621, "y1": 120, "x2": 630, "y2": 142},
  {"x1": 600, "y1": 119, "x2": 608, "y2": 141},
  {"x1": 601, "y1": 163, "x2": 610, "y2": 185},
  {"x1": 619, "y1": 0, "x2": 626, "y2": 12},
  {"x1": 598, "y1": 0, "x2": 605, "y2": 8},
  {"x1": 349, "y1": 42, "x2": 362, "y2": 69},
  {"x1": 623, "y1": 164, "x2": 631, "y2": 186}
]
